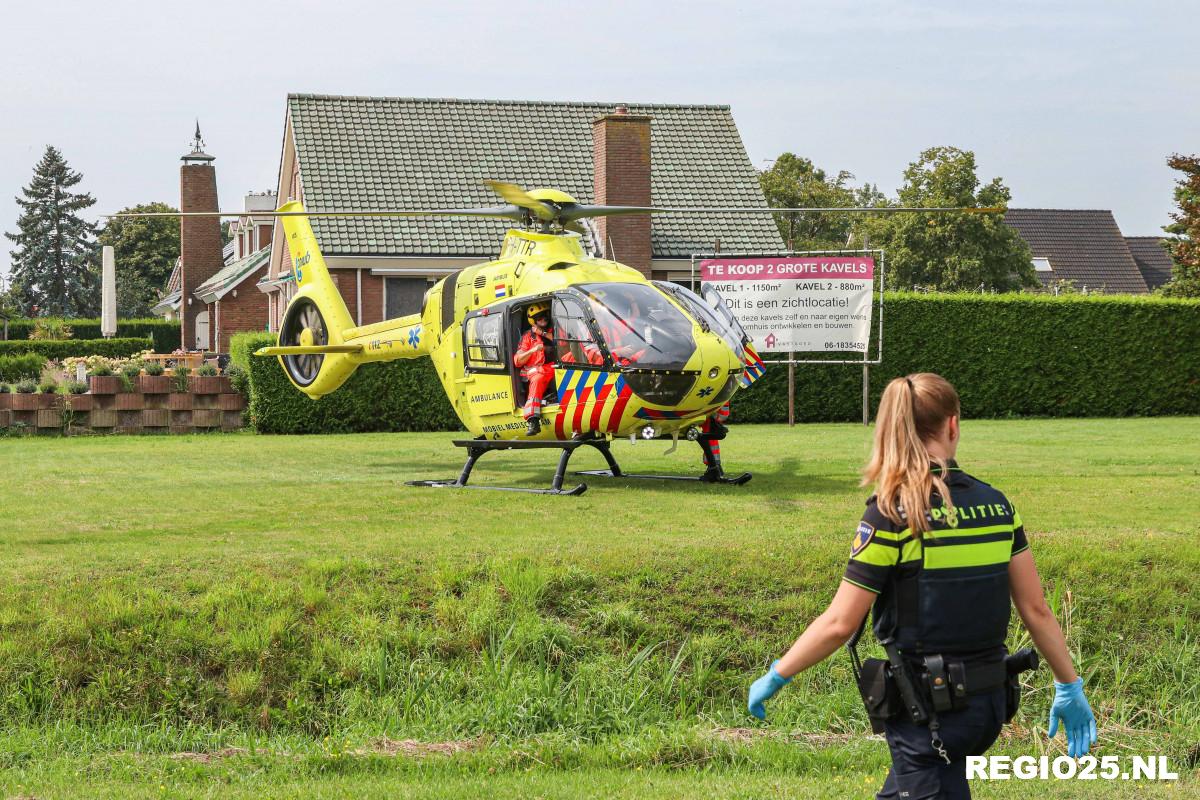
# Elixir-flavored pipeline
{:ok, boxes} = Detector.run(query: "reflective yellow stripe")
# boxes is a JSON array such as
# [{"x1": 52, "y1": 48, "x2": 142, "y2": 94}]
[
  {"x1": 1013, "y1": 510, "x2": 1023, "y2": 529},
  {"x1": 873, "y1": 529, "x2": 910, "y2": 541},
  {"x1": 852, "y1": 542, "x2": 899, "y2": 567},
  {"x1": 900, "y1": 540, "x2": 922, "y2": 563},
  {"x1": 927, "y1": 523, "x2": 1015, "y2": 540},
  {"x1": 923, "y1": 538, "x2": 1013, "y2": 569}
]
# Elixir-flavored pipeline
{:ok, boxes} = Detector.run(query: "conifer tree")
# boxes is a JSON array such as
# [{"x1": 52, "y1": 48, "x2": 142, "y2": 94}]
[{"x1": 4, "y1": 145, "x2": 100, "y2": 316}]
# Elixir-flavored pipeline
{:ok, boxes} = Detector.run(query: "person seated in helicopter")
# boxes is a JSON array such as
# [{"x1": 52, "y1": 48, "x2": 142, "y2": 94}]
[
  {"x1": 514, "y1": 301, "x2": 558, "y2": 436},
  {"x1": 597, "y1": 298, "x2": 648, "y2": 366}
]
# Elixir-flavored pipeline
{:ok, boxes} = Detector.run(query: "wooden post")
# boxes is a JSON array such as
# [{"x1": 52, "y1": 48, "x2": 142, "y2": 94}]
[
  {"x1": 862, "y1": 364, "x2": 870, "y2": 425},
  {"x1": 788, "y1": 353, "x2": 795, "y2": 426}
]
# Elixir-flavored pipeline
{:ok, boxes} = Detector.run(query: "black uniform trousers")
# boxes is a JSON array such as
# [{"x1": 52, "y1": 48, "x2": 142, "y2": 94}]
[{"x1": 876, "y1": 687, "x2": 1006, "y2": 800}]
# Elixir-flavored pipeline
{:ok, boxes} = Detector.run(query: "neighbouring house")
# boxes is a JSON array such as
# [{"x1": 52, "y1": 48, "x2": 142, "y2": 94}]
[
  {"x1": 1003, "y1": 209, "x2": 1158, "y2": 294},
  {"x1": 151, "y1": 258, "x2": 181, "y2": 321},
  {"x1": 258, "y1": 95, "x2": 782, "y2": 330},
  {"x1": 1124, "y1": 236, "x2": 1174, "y2": 291}
]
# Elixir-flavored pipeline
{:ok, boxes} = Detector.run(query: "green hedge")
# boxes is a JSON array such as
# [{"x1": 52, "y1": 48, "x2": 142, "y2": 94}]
[
  {"x1": 733, "y1": 292, "x2": 1200, "y2": 422},
  {"x1": 232, "y1": 294, "x2": 1200, "y2": 433},
  {"x1": 0, "y1": 353, "x2": 47, "y2": 383},
  {"x1": 231, "y1": 333, "x2": 460, "y2": 434},
  {"x1": 2, "y1": 318, "x2": 180, "y2": 352},
  {"x1": 0, "y1": 338, "x2": 154, "y2": 360}
]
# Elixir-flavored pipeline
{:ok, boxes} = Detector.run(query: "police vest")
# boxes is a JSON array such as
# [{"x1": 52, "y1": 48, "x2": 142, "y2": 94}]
[{"x1": 844, "y1": 463, "x2": 1029, "y2": 657}]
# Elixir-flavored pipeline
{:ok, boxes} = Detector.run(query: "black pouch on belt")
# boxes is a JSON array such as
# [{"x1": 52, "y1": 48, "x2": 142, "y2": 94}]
[{"x1": 856, "y1": 657, "x2": 900, "y2": 734}]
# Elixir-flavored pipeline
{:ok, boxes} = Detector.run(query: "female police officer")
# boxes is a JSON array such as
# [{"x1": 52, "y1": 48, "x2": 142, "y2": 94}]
[{"x1": 746, "y1": 373, "x2": 1097, "y2": 799}]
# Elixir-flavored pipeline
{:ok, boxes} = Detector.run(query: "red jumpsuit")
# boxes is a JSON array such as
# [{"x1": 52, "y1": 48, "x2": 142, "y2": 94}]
[{"x1": 516, "y1": 327, "x2": 558, "y2": 421}]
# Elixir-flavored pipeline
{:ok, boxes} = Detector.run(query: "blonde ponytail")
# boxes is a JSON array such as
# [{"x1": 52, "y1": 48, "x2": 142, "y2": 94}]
[{"x1": 862, "y1": 373, "x2": 961, "y2": 535}]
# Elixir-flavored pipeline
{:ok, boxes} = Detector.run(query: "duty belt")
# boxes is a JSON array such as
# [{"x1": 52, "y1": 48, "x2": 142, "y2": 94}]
[{"x1": 920, "y1": 654, "x2": 1007, "y2": 713}]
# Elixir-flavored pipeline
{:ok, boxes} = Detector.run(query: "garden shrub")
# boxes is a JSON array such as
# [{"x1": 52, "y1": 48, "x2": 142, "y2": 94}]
[
  {"x1": 0, "y1": 338, "x2": 153, "y2": 360},
  {"x1": 0, "y1": 353, "x2": 47, "y2": 383},
  {"x1": 2, "y1": 318, "x2": 180, "y2": 352},
  {"x1": 231, "y1": 333, "x2": 460, "y2": 434},
  {"x1": 733, "y1": 292, "x2": 1200, "y2": 422}
]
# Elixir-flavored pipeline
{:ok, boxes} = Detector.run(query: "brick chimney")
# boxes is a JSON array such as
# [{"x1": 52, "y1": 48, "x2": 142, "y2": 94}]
[
  {"x1": 593, "y1": 106, "x2": 652, "y2": 275},
  {"x1": 179, "y1": 122, "x2": 223, "y2": 351}
]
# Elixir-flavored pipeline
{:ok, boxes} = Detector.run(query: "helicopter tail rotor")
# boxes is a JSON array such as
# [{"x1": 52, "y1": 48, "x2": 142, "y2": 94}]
[{"x1": 256, "y1": 201, "x2": 362, "y2": 397}]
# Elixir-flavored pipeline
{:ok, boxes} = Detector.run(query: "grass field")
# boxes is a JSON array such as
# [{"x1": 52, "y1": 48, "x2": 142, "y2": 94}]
[{"x1": 1, "y1": 419, "x2": 1197, "y2": 798}]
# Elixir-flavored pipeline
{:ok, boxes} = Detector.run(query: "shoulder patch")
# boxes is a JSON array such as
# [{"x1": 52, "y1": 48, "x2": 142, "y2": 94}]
[{"x1": 851, "y1": 521, "x2": 876, "y2": 557}]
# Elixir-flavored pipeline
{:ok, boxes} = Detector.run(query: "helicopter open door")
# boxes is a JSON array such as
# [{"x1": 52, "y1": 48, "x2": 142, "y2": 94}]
[{"x1": 462, "y1": 306, "x2": 517, "y2": 417}]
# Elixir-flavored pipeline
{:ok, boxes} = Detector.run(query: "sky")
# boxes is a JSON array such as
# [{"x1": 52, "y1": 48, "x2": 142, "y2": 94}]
[{"x1": 1, "y1": 0, "x2": 1196, "y2": 278}]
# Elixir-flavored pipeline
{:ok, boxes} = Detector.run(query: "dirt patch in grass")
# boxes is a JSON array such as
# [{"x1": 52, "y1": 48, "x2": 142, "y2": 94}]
[
  {"x1": 354, "y1": 737, "x2": 486, "y2": 758},
  {"x1": 711, "y1": 727, "x2": 869, "y2": 746},
  {"x1": 168, "y1": 747, "x2": 249, "y2": 764}
]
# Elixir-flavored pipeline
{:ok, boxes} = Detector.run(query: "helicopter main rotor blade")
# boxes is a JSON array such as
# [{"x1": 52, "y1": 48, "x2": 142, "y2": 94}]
[
  {"x1": 483, "y1": 180, "x2": 556, "y2": 221},
  {"x1": 558, "y1": 204, "x2": 667, "y2": 222},
  {"x1": 103, "y1": 206, "x2": 527, "y2": 219},
  {"x1": 652, "y1": 206, "x2": 1006, "y2": 214}
]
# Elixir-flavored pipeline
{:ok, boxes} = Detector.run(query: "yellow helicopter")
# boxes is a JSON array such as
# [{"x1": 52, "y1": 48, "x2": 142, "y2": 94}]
[
  {"x1": 257, "y1": 181, "x2": 766, "y2": 495},
  {"x1": 116, "y1": 182, "x2": 995, "y2": 495}
]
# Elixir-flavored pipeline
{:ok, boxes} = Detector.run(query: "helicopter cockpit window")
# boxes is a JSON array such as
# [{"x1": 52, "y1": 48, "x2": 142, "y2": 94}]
[
  {"x1": 551, "y1": 296, "x2": 604, "y2": 366},
  {"x1": 700, "y1": 284, "x2": 750, "y2": 345},
  {"x1": 653, "y1": 281, "x2": 745, "y2": 361},
  {"x1": 464, "y1": 312, "x2": 504, "y2": 370},
  {"x1": 576, "y1": 283, "x2": 696, "y2": 370}
]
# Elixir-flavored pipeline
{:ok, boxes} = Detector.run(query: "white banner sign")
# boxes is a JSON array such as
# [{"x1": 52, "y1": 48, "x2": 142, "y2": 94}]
[{"x1": 699, "y1": 256, "x2": 874, "y2": 353}]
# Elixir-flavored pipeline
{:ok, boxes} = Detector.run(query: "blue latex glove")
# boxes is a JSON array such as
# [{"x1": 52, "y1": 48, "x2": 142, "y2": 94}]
[
  {"x1": 747, "y1": 661, "x2": 791, "y2": 720},
  {"x1": 1048, "y1": 678, "x2": 1098, "y2": 758}
]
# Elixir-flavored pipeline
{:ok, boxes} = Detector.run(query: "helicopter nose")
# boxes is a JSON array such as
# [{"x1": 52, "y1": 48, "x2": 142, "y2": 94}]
[{"x1": 688, "y1": 332, "x2": 742, "y2": 408}]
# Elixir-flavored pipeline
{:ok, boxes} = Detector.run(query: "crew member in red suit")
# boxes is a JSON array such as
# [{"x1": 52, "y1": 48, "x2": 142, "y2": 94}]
[
  {"x1": 700, "y1": 402, "x2": 732, "y2": 480},
  {"x1": 514, "y1": 301, "x2": 557, "y2": 436}
]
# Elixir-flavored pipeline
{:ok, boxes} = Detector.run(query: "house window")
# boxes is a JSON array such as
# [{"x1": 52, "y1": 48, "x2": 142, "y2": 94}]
[
  {"x1": 385, "y1": 277, "x2": 428, "y2": 319},
  {"x1": 1032, "y1": 258, "x2": 1053, "y2": 272}
]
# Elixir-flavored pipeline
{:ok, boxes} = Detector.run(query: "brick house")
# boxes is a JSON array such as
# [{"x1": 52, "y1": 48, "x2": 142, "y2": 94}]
[{"x1": 258, "y1": 95, "x2": 782, "y2": 330}]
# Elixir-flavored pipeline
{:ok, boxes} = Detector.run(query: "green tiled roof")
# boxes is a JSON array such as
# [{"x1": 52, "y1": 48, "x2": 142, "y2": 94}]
[
  {"x1": 288, "y1": 95, "x2": 782, "y2": 259},
  {"x1": 194, "y1": 247, "x2": 271, "y2": 301}
]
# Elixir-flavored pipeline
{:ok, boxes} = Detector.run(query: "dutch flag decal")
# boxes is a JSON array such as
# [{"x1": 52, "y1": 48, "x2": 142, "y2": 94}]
[{"x1": 495, "y1": 283, "x2": 507, "y2": 298}]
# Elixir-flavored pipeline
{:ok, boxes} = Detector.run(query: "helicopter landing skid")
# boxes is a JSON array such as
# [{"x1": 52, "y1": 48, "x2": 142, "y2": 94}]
[
  {"x1": 405, "y1": 436, "x2": 622, "y2": 496},
  {"x1": 574, "y1": 469, "x2": 753, "y2": 485}
]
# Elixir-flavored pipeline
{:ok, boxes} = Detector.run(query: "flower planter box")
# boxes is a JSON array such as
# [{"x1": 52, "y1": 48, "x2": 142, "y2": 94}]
[
  {"x1": 190, "y1": 375, "x2": 231, "y2": 395},
  {"x1": 221, "y1": 411, "x2": 243, "y2": 430},
  {"x1": 0, "y1": 409, "x2": 11, "y2": 427},
  {"x1": 217, "y1": 393, "x2": 246, "y2": 411},
  {"x1": 89, "y1": 376, "x2": 122, "y2": 394},
  {"x1": 192, "y1": 409, "x2": 223, "y2": 428},
  {"x1": 37, "y1": 393, "x2": 61, "y2": 410},
  {"x1": 141, "y1": 408, "x2": 170, "y2": 427},
  {"x1": 11, "y1": 393, "x2": 39, "y2": 411},
  {"x1": 36, "y1": 408, "x2": 62, "y2": 428},
  {"x1": 62, "y1": 394, "x2": 94, "y2": 412},
  {"x1": 167, "y1": 393, "x2": 193, "y2": 411},
  {"x1": 89, "y1": 409, "x2": 118, "y2": 428},
  {"x1": 112, "y1": 393, "x2": 145, "y2": 411},
  {"x1": 0, "y1": 394, "x2": 9, "y2": 410},
  {"x1": 138, "y1": 375, "x2": 172, "y2": 394}
]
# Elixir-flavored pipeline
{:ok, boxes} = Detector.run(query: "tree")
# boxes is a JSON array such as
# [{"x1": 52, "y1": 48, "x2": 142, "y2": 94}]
[
  {"x1": 862, "y1": 146, "x2": 1036, "y2": 291},
  {"x1": 759, "y1": 153, "x2": 862, "y2": 249},
  {"x1": 4, "y1": 146, "x2": 100, "y2": 316},
  {"x1": 1159, "y1": 153, "x2": 1200, "y2": 298},
  {"x1": 99, "y1": 202, "x2": 181, "y2": 316}
]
